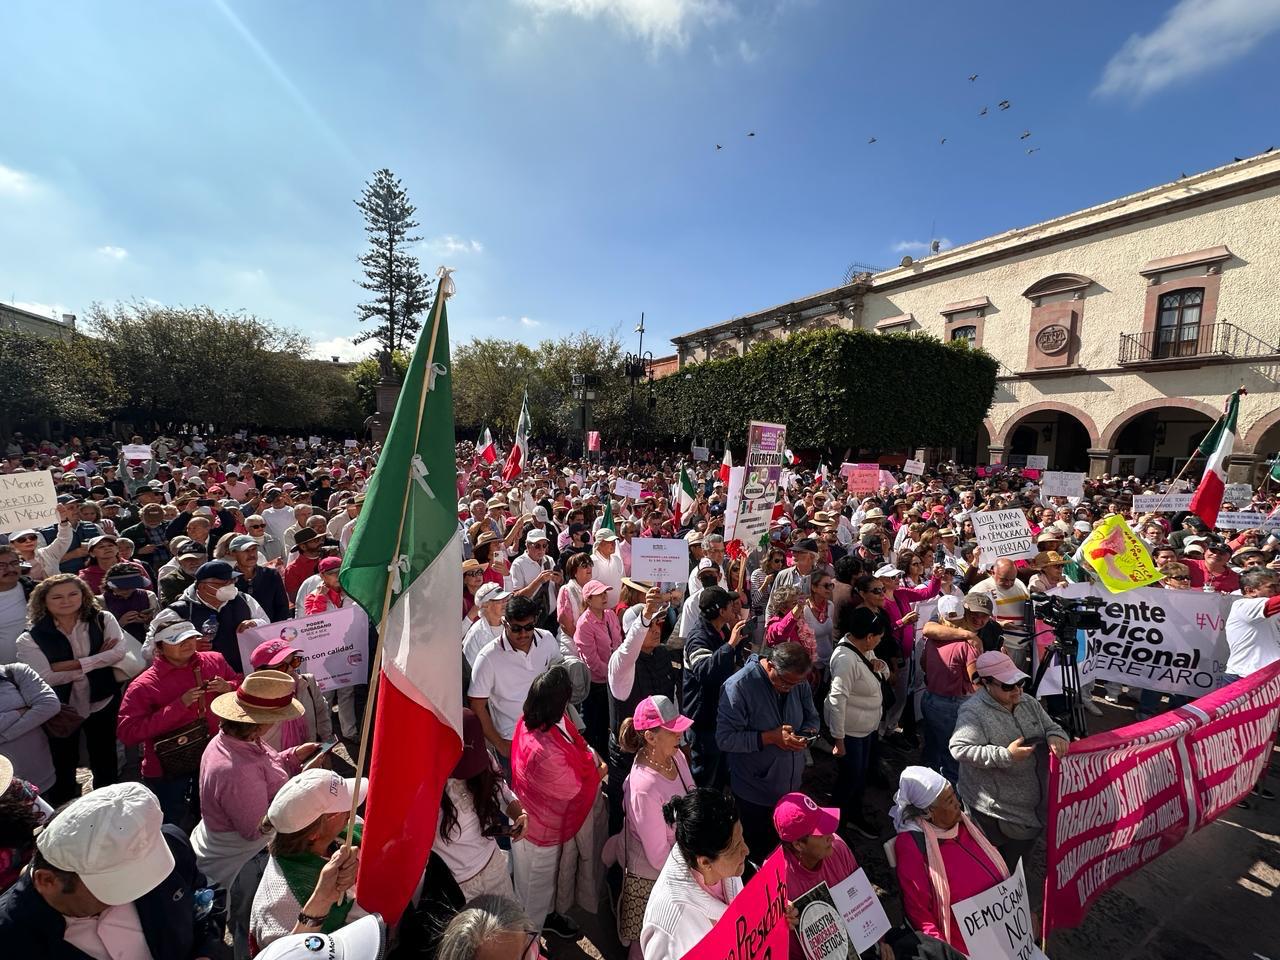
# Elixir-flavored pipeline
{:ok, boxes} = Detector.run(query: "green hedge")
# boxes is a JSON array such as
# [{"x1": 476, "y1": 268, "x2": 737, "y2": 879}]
[{"x1": 654, "y1": 327, "x2": 997, "y2": 451}]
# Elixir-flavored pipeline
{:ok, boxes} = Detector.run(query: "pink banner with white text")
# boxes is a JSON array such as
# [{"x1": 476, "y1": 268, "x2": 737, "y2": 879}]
[{"x1": 1044, "y1": 662, "x2": 1280, "y2": 936}]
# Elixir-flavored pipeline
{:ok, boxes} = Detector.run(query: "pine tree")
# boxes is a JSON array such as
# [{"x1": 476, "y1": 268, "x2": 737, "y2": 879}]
[{"x1": 354, "y1": 168, "x2": 430, "y2": 379}]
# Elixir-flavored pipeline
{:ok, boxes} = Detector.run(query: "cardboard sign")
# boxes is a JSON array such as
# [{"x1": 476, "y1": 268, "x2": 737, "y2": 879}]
[
  {"x1": 587, "y1": 431, "x2": 601, "y2": 452},
  {"x1": 1132, "y1": 494, "x2": 1193, "y2": 512},
  {"x1": 0, "y1": 471, "x2": 59, "y2": 536},
  {"x1": 903, "y1": 459, "x2": 925, "y2": 476},
  {"x1": 237, "y1": 605, "x2": 371, "y2": 692},
  {"x1": 122, "y1": 443, "x2": 153, "y2": 461},
  {"x1": 971, "y1": 508, "x2": 1036, "y2": 562},
  {"x1": 630, "y1": 537, "x2": 690, "y2": 585},
  {"x1": 1213, "y1": 510, "x2": 1267, "y2": 530},
  {"x1": 724, "y1": 465, "x2": 746, "y2": 541},
  {"x1": 692, "y1": 446, "x2": 710, "y2": 461},
  {"x1": 1041, "y1": 470, "x2": 1086, "y2": 499},
  {"x1": 735, "y1": 421, "x2": 787, "y2": 543},
  {"x1": 684, "y1": 848, "x2": 789, "y2": 960},
  {"x1": 793, "y1": 883, "x2": 855, "y2": 960},
  {"x1": 841, "y1": 463, "x2": 880, "y2": 495},
  {"x1": 951, "y1": 860, "x2": 1046, "y2": 960},
  {"x1": 829, "y1": 868, "x2": 892, "y2": 954},
  {"x1": 308, "y1": 436, "x2": 322, "y2": 448},
  {"x1": 1222, "y1": 482, "x2": 1252, "y2": 504},
  {"x1": 614, "y1": 478, "x2": 642, "y2": 499},
  {"x1": 1079, "y1": 515, "x2": 1162, "y2": 593},
  {"x1": 1025, "y1": 454, "x2": 1049, "y2": 469}
]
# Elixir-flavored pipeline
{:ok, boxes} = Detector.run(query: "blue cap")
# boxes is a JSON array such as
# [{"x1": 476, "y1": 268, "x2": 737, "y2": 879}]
[{"x1": 194, "y1": 560, "x2": 235, "y2": 582}]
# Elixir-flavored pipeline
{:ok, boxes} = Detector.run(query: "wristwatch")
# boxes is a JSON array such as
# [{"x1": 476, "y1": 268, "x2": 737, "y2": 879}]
[{"x1": 297, "y1": 911, "x2": 327, "y2": 927}]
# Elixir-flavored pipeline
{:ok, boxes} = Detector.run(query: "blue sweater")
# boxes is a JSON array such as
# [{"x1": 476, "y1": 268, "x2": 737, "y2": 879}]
[{"x1": 716, "y1": 654, "x2": 819, "y2": 806}]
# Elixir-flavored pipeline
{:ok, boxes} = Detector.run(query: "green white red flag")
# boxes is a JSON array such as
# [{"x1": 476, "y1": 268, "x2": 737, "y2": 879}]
[{"x1": 1188, "y1": 389, "x2": 1242, "y2": 530}]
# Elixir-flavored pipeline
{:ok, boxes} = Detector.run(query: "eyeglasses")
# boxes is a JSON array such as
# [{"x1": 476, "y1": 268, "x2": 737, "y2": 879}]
[
  {"x1": 865, "y1": 587, "x2": 884, "y2": 596},
  {"x1": 505, "y1": 621, "x2": 536, "y2": 634},
  {"x1": 986, "y1": 679, "x2": 1022, "y2": 692},
  {"x1": 247, "y1": 523, "x2": 265, "y2": 529},
  {"x1": 464, "y1": 570, "x2": 484, "y2": 578},
  {"x1": 10, "y1": 536, "x2": 37, "y2": 544},
  {"x1": 0, "y1": 560, "x2": 21, "y2": 571}
]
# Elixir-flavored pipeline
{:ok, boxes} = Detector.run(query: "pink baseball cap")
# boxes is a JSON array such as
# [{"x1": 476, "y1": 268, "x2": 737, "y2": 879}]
[
  {"x1": 583, "y1": 579, "x2": 611, "y2": 598},
  {"x1": 632, "y1": 695, "x2": 693, "y2": 733},
  {"x1": 974, "y1": 650, "x2": 1029, "y2": 685},
  {"x1": 318, "y1": 556, "x2": 342, "y2": 573},
  {"x1": 773, "y1": 792, "x2": 840, "y2": 842},
  {"x1": 251, "y1": 638, "x2": 302, "y2": 670}
]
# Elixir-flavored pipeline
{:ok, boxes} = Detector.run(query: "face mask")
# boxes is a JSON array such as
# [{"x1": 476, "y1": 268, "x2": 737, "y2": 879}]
[{"x1": 214, "y1": 585, "x2": 238, "y2": 603}]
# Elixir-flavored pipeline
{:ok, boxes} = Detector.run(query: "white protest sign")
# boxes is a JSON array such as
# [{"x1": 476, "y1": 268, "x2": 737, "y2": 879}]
[
  {"x1": 971, "y1": 508, "x2": 1036, "y2": 562},
  {"x1": 1214, "y1": 510, "x2": 1267, "y2": 530},
  {"x1": 829, "y1": 868, "x2": 892, "y2": 954},
  {"x1": 723, "y1": 466, "x2": 746, "y2": 541},
  {"x1": 237, "y1": 605, "x2": 370, "y2": 692},
  {"x1": 344, "y1": 439, "x2": 358, "y2": 449},
  {"x1": 0, "y1": 471, "x2": 58, "y2": 536},
  {"x1": 614, "y1": 478, "x2": 643, "y2": 499},
  {"x1": 1041, "y1": 471, "x2": 1086, "y2": 499},
  {"x1": 692, "y1": 446, "x2": 710, "y2": 462},
  {"x1": 1025, "y1": 454, "x2": 1048, "y2": 469},
  {"x1": 735, "y1": 421, "x2": 786, "y2": 544},
  {"x1": 294, "y1": 440, "x2": 306, "y2": 450},
  {"x1": 630, "y1": 537, "x2": 690, "y2": 585},
  {"x1": 122, "y1": 443, "x2": 153, "y2": 461},
  {"x1": 235, "y1": 430, "x2": 248, "y2": 439},
  {"x1": 308, "y1": 436, "x2": 321, "y2": 448},
  {"x1": 951, "y1": 861, "x2": 1047, "y2": 960},
  {"x1": 1222, "y1": 482, "x2": 1253, "y2": 504},
  {"x1": 1132, "y1": 494, "x2": 1193, "y2": 512},
  {"x1": 903, "y1": 459, "x2": 925, "y2": 476}
]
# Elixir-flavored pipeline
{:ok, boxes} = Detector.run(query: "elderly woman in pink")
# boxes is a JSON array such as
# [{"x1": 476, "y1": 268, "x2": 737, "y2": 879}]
[
  {"x1": 511, "y1": 664, "x2": 606, "y2": 941},
  {"x1": 879, "y1": 562, "x2": 943, "y2": 745},
  {"x1": 574, "y1": 579, "x2": 622, "y2": 755}
]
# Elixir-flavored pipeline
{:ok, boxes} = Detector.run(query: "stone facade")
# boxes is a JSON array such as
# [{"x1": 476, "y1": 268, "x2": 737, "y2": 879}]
[{"x1": 671, "y1": 152, "x2": 1280, "y2": 481}]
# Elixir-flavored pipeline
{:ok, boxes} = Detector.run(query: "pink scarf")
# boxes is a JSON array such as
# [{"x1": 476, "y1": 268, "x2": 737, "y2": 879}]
[{"x1": 920, "y1": 815, "x2": 1008, "y2": 944}]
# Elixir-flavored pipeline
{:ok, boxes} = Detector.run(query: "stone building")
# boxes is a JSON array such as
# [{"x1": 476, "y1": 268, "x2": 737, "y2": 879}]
[
  {"x1": 0, "y1": 302, "x2": 76, "y2": 339},
  {"x1": 670, "y1": 152, "x2": 1280, "y2": 481}
]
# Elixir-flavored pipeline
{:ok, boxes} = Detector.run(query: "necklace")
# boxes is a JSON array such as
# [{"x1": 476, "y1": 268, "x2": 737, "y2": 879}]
[{"x1": 642, "y1": 748, "x2": 676, "y2": 777}]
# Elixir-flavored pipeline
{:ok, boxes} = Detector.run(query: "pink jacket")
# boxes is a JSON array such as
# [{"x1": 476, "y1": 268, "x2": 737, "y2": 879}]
[
  {"x1": 511, "y1": 717, "x2": 600, "y2": 846},
  {"x1": 894, "y1": 827, "x2": 1007, "y2": 954},
  {"x1": 574, "y1": 608, "x2": 622, "y2": 684},
  {"x1": 116, "y1": 652, "x2": 240, "y2": 779},
  {"x1": 764, "y1": 610, "x2": 817, "y2": 663},
  {"x1": 884, "y1": 575, "x2": 942, "y2": 658}
]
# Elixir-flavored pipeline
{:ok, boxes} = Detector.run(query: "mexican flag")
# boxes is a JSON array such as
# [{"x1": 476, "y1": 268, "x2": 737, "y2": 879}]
[
  {"x1": 476, "y1": 425, "x2": 498, "y2": 464},
  {"x1": 674, "y1": 465, "x2": 697, "y2": 527},
  {"x1": 719, "y1": 447, "x2": 733, "y2": 485},
  {"x1": 600, "y1": 497, "x2": 616, "y2": 532},
  {"x1": 341, "y1": 278, "x2": 463, "y2": 925},
  {"x1": 502, "y1": 391, "x2": 530, "y2": 481},
  {"x1": 1188, "y1": 389, "x2": 1241, "y2": 530}
]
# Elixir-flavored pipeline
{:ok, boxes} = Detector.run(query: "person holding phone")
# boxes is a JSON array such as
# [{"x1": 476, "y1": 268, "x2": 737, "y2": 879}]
[{"x1": 825, "y1": 607, "x2": 889, "y2": 839}]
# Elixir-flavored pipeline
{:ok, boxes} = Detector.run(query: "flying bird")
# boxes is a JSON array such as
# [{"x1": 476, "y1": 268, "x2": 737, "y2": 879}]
[
  {"x1": 867, "y1": 136, "x2": 877, "y2": 144},
  {"x1": 968, "y1": 74, "x2": 978, "y2": 82},
  {"x1": 939, "y1": 137, "x2": 947, "y2": 145},
  {"x1": 715, "y1": 144, "x2": 722, "y2": 150},
  {"x1": 1026, "y1": 147, "x2": 1040, "y2": 154},
  {"x1": 747, "y1": 131, "x2": 755, "y2": 137},
  {"x1": 978, "y1": 106, "x2": 988, "y2": 116},
  {"x1": 998, "y1": 100, "x2": 1011, "y2": 110},
  {"x1": 1020, "y1": 130, "x2": 1031, "y2": 139}
]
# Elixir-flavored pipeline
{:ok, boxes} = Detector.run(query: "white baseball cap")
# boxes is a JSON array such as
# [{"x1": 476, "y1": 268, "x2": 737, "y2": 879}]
[
  {"x1": 153, "y1": 620, "x2": 202, "y2": 646},
  {"x1": 267, "y1": 769, "x2": 369, "y2": 834},
  {"x1": 873, "y1": 564, "x2": 904, "y2": 579},
  {"x1": 36, "y1": 782, "x2": 175, "y2": 906},
  {"x1": 938, "y1": 595, "x2": 965, "y2": 621},
  {"x1": 256, "y1": 913, "x2": 386, "y2": 960}
]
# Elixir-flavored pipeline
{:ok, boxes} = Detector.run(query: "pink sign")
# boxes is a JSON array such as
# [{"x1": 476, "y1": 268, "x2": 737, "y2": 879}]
[
  {"x1": 684, "y1": 848, "x2": 790, "y2": 960},
  {"x1": 1022, "y1": 468, "x2": 1041, "y2": 480},
  {"x1": 840, "y1": 463, "x2": 880, "y2": 495},
  {"x1": 1044, "y1": 662, "x2": 1280, "y2": 936},
  {"x1": 587, "y1": 431, "x2": 600, "y2": 451}
]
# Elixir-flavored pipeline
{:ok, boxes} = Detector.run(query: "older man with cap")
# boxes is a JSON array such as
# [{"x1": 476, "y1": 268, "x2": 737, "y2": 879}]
[
  {"x1": 1187, "y1": 539, "x2": 1241, "y2": 593},
  {"x1": 463, "y1": 582, "x2": 511, "y2": 666},
  {"x1": 151, "y1": 560, "x2": 269, "y2": 673},
  {"x1": 158, "y1": 541, "x2": 210, "y2": 606},
  {"x1": 772, "y1": 537, "x2": 819, "y2": 598},
  {"x1": 509, "y1": 529, "x2": 561, "y2": 628},
  {"x1": 228, "y1": 534, "x2": 289, "y2": 623},
  {"x1": 969, "y1": 558, "x2": 1032, "y2": 672},
  {"x1": 0, "y1": 781, "x2": 231, "y2": 959}
]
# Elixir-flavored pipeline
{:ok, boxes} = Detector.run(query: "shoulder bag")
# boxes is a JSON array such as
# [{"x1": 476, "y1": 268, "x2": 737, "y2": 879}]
[
  {"x1": 616, "y1": 759, "x2": 689, "y2": 943},
  {"x1": 154, "y1": 661, "x2": 212, "y2": 778}
]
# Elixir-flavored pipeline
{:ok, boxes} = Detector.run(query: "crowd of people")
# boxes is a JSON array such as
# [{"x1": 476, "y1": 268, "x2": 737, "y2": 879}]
[{"x1": 0, "y1": 428, "x2": 1277, "y2": 960}]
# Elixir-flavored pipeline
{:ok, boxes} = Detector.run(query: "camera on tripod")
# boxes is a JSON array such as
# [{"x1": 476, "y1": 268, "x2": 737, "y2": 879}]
[{"x1": 1028, "y1": 592, "x2": 1105, "y2": 651}]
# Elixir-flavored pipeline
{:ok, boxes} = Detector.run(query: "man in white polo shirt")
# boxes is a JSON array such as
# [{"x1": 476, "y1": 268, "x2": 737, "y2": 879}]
[
  {"x1": 469, "y1": 595, "x2": 558, "y2": 764},
  {"x1": 1224, "y1": 567, "x2": 1280, "y2": 809}
]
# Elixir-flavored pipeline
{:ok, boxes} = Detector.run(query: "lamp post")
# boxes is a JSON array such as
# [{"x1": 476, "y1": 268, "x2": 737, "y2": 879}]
[
  {"x1": 572, "y1": 372, "x2": 599, "y2": 458},
  {"x1": 624, "y1": 313, "x2": 654, "y2": 451}
]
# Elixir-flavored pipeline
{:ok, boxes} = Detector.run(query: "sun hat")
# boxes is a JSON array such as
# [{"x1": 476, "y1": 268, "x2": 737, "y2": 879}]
[
  {"x1": 36, "y1": 782, "x2": 176, "y2": 906},
  {"x1": 474, "y1": 530, "x2": 500, "y2": 547},
  {"x1": 525, "y1": 529, "x2": 549, "y2": 543},
  {"x1": 1035, "y1": 530, "x2": 1062, "y2": 544},
  {"x1": 461, "y1": 558, "x2": 484, "y2": 573},
  {"x1": 685, "y1": 530, "x2": 704, "y2": 545},
  {"x1": 85, "y1": 534, "x2": 118, "y2": 550},
  {"x1": 267, "y1": 769, "x2": 369, "y2": 834},
  {"x1": 1033, "y1": 550, "x2": 1066, "y2": 568},
  {"x1": 291, "y1": 529, "x2": 321, "y2": 550},
  {"x1": 863, "y1": 507, "x2": 885, "y2": 520},
  {"x1": 583, "y1": 579, "x2": 611, "y2": 598},
  {"x1": 632, "y1": 695, "x2": 693, "y2": 733},
  {"x1": 938, "y1": 527, "x2": 957, "y2": 538},
  {"x1": 251, "y1": 638, "x2": 303, "y2": 670},
  {"x1": 791, "y1": 537, "x2": 819, "y2": 554},
  {"x1": 622, "y1": 577, "x2": 652, "y2": 594},
  {"x1": 485, "y1": 496, "x2": 506, "y2": 509},
  {"x1": 153, "y1": 620, "x2": 202, "y2": 646},
  {"x1": 937, "y1": 595, "x2": 965, "y2": 621},
  {"x1": 475, "y1": 582, "x2": 510, "y2": 605},
  {"x1": 452, "y1": 709, "x2": 493, "y2": 780},
  {"x1": 595, "y1": 528, "x2": 619, "y2": 542},
  {"x1": 772, "y1": 791, "x2": 840, "y2": 842},
  {"x1": 974, "y1": 650, "x2": 1029, "y2": 685},
  {"x1": 255, "y1": 913, "x2": 386, "y2": 960},
  {"x1": 210, "y1": 670, "x2": 305, "y2": 724},
  {"x1": 873, "y1": 564, "x2": 903, "y2": 579}
]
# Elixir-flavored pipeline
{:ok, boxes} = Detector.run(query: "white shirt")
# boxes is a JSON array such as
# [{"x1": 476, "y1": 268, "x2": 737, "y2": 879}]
[
  {"x1": 677, "y1": 589, "x2": 703, "y2": 639},
  {"x1": 1224, "y1": 596, "x2": 1280, "y2": 677},
  {"x1": 510, "y1": 552, "x2": 557, "y2": 611},
  {"x1": 971, "y1": 576, "x2": 1030, "y2": 636},
  {"x1": 260, "y1": 506, "x2": 295, "y2": 544},
  {"x1": 0, "y1": 584, "x2": 28, "y2": 663},
  {"x1": 591, "y1": 550, "x2": 625, "y2": 602},
  {"x1": 463, "y1": 617, "x2": 504, "y2": 666},
  {"x1": 468, "y1": 629, "x2": 558, "y2": 739},
  {"x1": 436, "y1": 775, "x2": 517, "y2": 884},
  {"x1": 17, "y1": 613, "x2": 126, "y2": 718}
]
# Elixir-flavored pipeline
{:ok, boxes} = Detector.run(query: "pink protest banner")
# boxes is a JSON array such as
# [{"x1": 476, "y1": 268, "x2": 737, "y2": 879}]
[
  {"x1": 1023, "y1": 467, "x2": 1041, "y2": 480},
  {"x1": 684, "y1": 848, "x2": 790, "y2": 960},
  {"x1": 1044, "y1": 661, "x2": 1280, "y2": 937},
  {"x1": 840, "y1": 463, "x2": 880, "y2": 495},
  {"x1": 587, "y1": 431, "x2": 601, "y2": 451}
]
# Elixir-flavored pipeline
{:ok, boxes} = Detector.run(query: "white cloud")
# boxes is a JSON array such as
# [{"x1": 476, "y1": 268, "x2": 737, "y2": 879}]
[
  {"x1": 426, "y1": 235, "x2": 485, "y2": 255},
  {"x1": 311, "y1": 336, "x2": 377, "y2": 363},
  {"x1": 516, "y1": 0, "x2": 733, "y2": 47},
  {"x1": 737, "y1": 38, "x2": 758, "y2": 62},
  {"x1": 1096, "y1": 0, "x2": 1280, "y2": 99},
  {"x1": 520, "y1": 316, "x2": 541, "y2": 327},
  {"x1": 892, "y1": 238, "x2": 953, "y2": 254},
  {"x1": 96, "y1": 245, "x2": 129, "y2": 261},
  {"x1": 0, "y1": 163, "x2": 35, "y2": 197}
]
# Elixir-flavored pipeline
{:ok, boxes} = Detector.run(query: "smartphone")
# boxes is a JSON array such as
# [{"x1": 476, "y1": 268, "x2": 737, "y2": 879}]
[
  {"x1": 1020, "y1": 736, "x2": 1046, "y2": 748},
  {"x1": 197, "y1": 498, "x2": 215, "y2": 508},
  {"x1": 303, "y1": 736, "x2": 340, "y2": 770},
  {"x1": 481, "y1": 822, "x2": 513, "y2": 838}
]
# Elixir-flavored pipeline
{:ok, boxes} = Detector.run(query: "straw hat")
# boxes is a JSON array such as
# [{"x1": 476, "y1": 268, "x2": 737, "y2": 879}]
[
  {"x1": 1033, "y1": 550, "x2": 1066, "y2": 569},
  {"x1": 211, "y1": 670, "x2": 305, "y2": 724}
]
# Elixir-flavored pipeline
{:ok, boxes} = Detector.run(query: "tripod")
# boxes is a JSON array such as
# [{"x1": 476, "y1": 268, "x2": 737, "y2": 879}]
[{"x1": 1029, "y1": 624, "x2": 1089, "y2": 740}]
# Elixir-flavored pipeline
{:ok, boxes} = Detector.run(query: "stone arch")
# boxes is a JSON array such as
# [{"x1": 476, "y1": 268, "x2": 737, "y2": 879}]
[
  {"x1": 1243, "y1": 405, "x2": 1280, "y2": 453},
  {"x1": 994, "y1": 402, "x2": 1100, "y2": 448},
  {"x1": 1099, "y1": 398, "x2": 1223, "y2": 449}
]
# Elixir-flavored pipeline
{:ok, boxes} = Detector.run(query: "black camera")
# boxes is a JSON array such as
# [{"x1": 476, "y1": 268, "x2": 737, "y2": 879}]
[{"x1": 1028, "y1": 591, "x2": 1105, "y2": 656}]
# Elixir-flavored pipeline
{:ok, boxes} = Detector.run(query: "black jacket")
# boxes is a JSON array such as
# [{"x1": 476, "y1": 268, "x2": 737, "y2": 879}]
[
  {"x1": 681, "y1": 616, "x2": 747, "y2": 732},
  {"x1": 236, "y1": 565, "x2": 289, "y2": 623},
  {"x1": 0, "y1": 826, "x2": 229, "y2": 960}
]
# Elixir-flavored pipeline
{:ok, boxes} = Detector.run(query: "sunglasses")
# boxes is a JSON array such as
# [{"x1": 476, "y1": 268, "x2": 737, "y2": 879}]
[
  {"x1": 1165, "y1": 575, "x2": 1190, "y2": 582},
  {"x1": 986, "y1": 679, "x2": 1022, "y2": 692},
  {"x1": 865, "y1": 587, "x2": 884, "y2": 596},
  {"x1": 248, "y1": 523, "x2": 265, "y2": 529},
  {"x1": 464, "y1": 570, "x2": 484, "y2": 577},
  {"x1": 505, "y1": 621, "x2": 536, "y2": 633}
]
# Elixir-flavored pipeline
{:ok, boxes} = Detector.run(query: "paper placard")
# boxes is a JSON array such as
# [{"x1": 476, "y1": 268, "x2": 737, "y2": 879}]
[
  {"x1": 1222, "y1": 482, "x2": 1252, "y2": 504},
  {"x1": 630, "y1": 537, "x2": 690, "y2": 585},
  {"x1": 829, "y1": 868, "x2": 892, "y2": 954},
  {"x1": 1132, "y1": 494, "x2": 1193, "y2": 512},
  {"x1": 1041, "y1": 470, "x2": 1086, "y2": 499},
  {"x1": 692, "y1": 446, "x2": 710, "y2": 461},
  {"x1": 841, "y1": 463, "x2": 880, "y2": 495},
  {"x1": 308, "y1": 436, "x2": 321, "y2": 448},
  {"x1": 344, "y1": 439, "x2": 358, "y2": 448},
  {"x1": 903, "y1": 459, "x2": 925, "y2": 476},
  {"x1": 1025, "y1": 454, "x2": 1048, "y2": 469},
  {"x1": 793, "y1": 884, "x2": 856, "y2": 960},
  {"x1": 1213, "y1": 510, "x2": 1268, "y2": 530},
  {"x1": 237, "y1": 605, "x2": 371, "y2": 692},
  {"x1": 951, "y1": 860, "x2": 1046, "y2": 960},
  {"x1": 614, "y1": 478, "x2": 643, "y2": 499},
  {"x1": 122, "y1": 443, "x2": 153, "y2": 461},
  {"x1": 971, "y1": 508, "x2": 1037, "y2": 562},
  {"x1": 0, "y1": 471, "x2": 58, "y2": 536},
  {"x1": 735, "y1": 421, "x2": 787, "y2": 543}
]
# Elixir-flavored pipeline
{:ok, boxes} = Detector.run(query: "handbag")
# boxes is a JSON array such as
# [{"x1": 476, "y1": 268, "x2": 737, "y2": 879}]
[
  {"x1": 112, "y1": 631, "x2": 148, "y2": 683},
  {"x1": 154, "y1": 663, "x2": 211, "y2": 779},
  {"x1": 616, "y1": 758, "x2": 688, "y2": 943},
  {"x1": 44, "y1": 704, "x2": 85, "y2": 739}
]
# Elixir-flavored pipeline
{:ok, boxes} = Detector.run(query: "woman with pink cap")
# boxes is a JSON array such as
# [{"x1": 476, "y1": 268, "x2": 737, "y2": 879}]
[{"x1": 574, "y1": 578, "x2": 622, "y2": 755}]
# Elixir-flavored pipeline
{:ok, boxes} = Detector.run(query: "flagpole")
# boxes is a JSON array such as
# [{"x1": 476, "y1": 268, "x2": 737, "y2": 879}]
[{"x1": 343, "y1": 272, "x2": 451, "y2": 846}]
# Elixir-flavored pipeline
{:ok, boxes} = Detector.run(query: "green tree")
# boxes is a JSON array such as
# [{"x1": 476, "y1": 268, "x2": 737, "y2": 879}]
[
  {"x1": 0, "y1": 330, "x2": 122, "y2": 437},
  {"x1": 450, "y1": 339, "x2": 539, "y2": 437},
  {"x1": 354, "y1": 168, "x2": 429, "y2": 379},
  {"x1": 348, "y1": 351, "x2": 409, "y2": 416}
]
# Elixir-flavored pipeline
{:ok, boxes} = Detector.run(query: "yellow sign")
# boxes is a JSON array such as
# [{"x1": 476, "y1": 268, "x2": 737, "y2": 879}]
[{"x1": 1081, "y1": 515, "x2": 1162, "y2": 593}]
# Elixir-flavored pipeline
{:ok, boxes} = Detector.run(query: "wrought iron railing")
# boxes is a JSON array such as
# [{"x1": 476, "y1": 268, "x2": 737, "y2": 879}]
[{"x1": 1118, "y1": 321, "x2": 1277, "y2": 364}]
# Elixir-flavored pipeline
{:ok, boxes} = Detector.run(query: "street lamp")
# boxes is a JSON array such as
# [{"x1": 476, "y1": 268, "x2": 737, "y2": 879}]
[
  {"x1": 572, "y1": 372, "x2": 599, "y2": 457},
  {"x1": 624, "y1": 313, "x2": 654, "y2": 449}
]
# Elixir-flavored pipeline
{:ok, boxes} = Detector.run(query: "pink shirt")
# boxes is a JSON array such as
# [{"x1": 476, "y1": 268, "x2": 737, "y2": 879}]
[
  {"x1": 574, "y1": 607, "x2": 622, "y2": 683},
  {"x1": 198, "y1": 730, "x2": 302, "y2": 840},
  {"x1": 621, "y1": 753, "x2": 693, "y2": 879},
  {"x1": 894, "y1": 827, "x2": 1007, "y2": 953},
  {"x1": 63, "y1": 902, "x2": 152, "y2": 960},
  {"x1": 922, "y1": 638, "x2": 976, "y2": 698},
  {"x1": 783, "y1": 836, "x2": 860, "y2": 960}
]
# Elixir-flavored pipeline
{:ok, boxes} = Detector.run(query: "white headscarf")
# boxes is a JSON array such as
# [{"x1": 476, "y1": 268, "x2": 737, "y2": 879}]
[{"x1": 890, "y1": 766, "x2": 949, "y2": 833}]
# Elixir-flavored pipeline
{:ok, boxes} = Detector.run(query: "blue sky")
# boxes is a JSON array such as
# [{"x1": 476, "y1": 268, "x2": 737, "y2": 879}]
[{"x1": 2, "y1": 0, "x2": 1279, "y2": 360}]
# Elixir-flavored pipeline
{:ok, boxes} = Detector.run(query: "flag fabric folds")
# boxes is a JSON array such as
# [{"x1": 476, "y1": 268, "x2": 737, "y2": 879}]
[
  {"x1": 675, "y1": 465, "x2": 697, "y2": 527},
  {"x1": 719, "y1": 447, "x2": 732, "y2": 485},
  {"x1": 340, "y1": 284, "x2": 464, "y2": 926},
  {"x1": 476, "y1": 425, "x2": 498, "y2": 464},
  {"x1": 502, "y1": 392, "x2": 530, "y2": 481},
  {"x1": 1188, "y1": 390, "x2": 1241, "y2": 530}
]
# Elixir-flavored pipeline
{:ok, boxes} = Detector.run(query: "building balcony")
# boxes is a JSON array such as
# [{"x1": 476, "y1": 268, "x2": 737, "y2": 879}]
[{"x1": 1117, "y1": 321, "x2": 1277, "y2": 366}]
